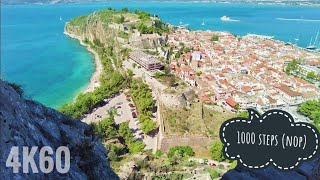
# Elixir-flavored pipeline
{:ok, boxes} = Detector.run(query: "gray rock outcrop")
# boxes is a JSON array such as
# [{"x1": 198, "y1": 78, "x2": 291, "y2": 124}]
[
  {"x1": 0, "y1": 81, "x2": 119, "y2": 179},
  {"x1": 222, "y1": 158, "x2": 320, "y2": 180}
]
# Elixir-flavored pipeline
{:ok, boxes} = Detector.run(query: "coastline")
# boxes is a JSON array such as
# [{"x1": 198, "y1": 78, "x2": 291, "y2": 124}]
[{"x1": 63, "y1": 31, "x2": 102, "y2": 94}]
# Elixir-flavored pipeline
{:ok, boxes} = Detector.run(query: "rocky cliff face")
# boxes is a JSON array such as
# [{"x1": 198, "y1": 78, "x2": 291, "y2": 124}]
[
  {"x1": 65, "y1": 16, "x2": 117, "y2": 44},
  {"x1": 0, "y1": 81, "x2": 118, "y2": 179}
]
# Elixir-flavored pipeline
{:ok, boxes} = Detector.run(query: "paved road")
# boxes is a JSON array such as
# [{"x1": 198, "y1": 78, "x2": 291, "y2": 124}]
[
  {"x1": 123, "y1": 59, "x2": 167, "y2": 93},
  {"x1": 281, "y1": 105, "x2": 310, "y2": 123},
  {"x1": 123, "y1": 59, "x2": 166, "y2": 151}
]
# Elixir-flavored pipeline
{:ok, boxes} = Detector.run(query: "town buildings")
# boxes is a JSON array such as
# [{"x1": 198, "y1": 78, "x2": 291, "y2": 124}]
[{"x1": 164, "y1": 27, "x2": 320, "y2": 111}]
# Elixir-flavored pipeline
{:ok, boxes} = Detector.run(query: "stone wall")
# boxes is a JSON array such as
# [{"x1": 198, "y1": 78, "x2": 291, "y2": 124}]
[{"x1": 159, "y1": 135, "x2": 212, "y2": 153}]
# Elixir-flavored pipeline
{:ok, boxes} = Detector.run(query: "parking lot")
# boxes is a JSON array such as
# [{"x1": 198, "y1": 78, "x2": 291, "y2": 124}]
[{"x1": 81, "y1": 92, "x2": 155, "y2": 149}]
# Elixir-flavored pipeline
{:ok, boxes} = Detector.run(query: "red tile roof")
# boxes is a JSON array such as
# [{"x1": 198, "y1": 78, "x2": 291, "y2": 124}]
[
  {"x1": 200, "y1": 95, "x2": 211, "y2": 103},
  {"x1": 226, "y1": 98, "x2": 238, "y2": 107},
  {"x1": 241, "y1": 86, "x2": 251, "y2": 93},
  {"x1": 257, "y1": 98, "x2": 264, "y2": 106},
  {"x1": 278, "y1": 85, "x2": 302, "y2": 97}
]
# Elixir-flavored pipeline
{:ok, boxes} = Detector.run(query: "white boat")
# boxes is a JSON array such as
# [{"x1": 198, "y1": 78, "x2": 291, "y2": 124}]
[
  {"x1": 220, "y1": 16, "x2": 240, "y2": 22},
  {"x1": 59, "y1": 17, "x2": 62, "y2": 21},
  {"x1": 201, "y1": 20, "x2": 205, "y2": 26},
  {"x1": 306, "y1": 32, "x2": 319, "y2": 50},
  {"x1": 221, "y1": 16, "x2": 231, "y2": 21},
  {"x1": 314, "y1": 31, "x2": 319, "y2": 44},
  {"x1": 306, "y1": 45, "x2": 317, "y2": 50}
]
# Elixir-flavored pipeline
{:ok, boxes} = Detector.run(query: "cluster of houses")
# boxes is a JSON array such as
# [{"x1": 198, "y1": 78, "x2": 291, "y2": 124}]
[{"x1": 163, "y1": 27, "x2": 320, "y2": 111}]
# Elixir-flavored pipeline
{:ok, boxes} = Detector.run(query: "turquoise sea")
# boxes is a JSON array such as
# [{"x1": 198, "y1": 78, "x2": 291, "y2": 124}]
[{"x1": 1, "y1": 2, "x2": 320, "y2": 108}]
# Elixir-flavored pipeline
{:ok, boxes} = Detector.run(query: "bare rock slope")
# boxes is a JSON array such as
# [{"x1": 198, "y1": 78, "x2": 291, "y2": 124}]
[{"x1": 0, "y1": 81, "x2": 118, "y2": 179}]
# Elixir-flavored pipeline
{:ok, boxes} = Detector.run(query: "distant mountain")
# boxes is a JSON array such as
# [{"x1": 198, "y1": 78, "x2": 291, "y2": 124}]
[{"x1": 2, "y1": 0, "x2": 320, "y2": 5}]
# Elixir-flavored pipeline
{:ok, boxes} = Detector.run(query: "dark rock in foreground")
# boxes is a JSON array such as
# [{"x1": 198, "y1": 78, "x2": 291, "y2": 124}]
[
  {"x1": 222, "y1": 158, "x2": 320, "y2": 180},
  {"x1": 0, "y1": 81, "x2": 118, "y2": 179}
]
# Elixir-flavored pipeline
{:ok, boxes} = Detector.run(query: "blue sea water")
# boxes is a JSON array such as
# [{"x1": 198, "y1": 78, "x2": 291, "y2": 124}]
[{"x1": 1, "y1": 2, "x2": 320, "y2": 108}]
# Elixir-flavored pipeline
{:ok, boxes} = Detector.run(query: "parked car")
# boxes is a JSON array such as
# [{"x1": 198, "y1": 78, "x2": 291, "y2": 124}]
[
  {"x1": 129, "y1": 103, "x2": 135, "y2": 108},
  {"x1": 117, "y1": 111, "x2": 123, "y2": 116},
  {"x1": 132, "y1": 112, "x2": 137, "y2": 118},
  {"x1": 117, "y1": 106, "x2": 121, "y2": 109},
  {"x1": 208, "y1": 162, "x2": 217, "y2": 167}
]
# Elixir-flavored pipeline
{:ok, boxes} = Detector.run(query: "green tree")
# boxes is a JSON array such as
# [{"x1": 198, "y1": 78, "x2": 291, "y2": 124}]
[
  {"x1": 311, "y1": 111, "x2": 320, "y2": 124},
  {"x1": 108, "y1": 145, "x2": 121, "y2": 161},
  {"x1": 154, "y1": 72, "x2": 164, "y2": 79},
  {"x1": 307, "y1": 72, "x2": 317, "y2": 80},
  {"x1": 211, "y1": 35, "x2": 219, "y2": 42},
  {"x1": 285, "y1": 59, "x2": 300, "y2": 75},
  {"x1": 121, "y1": 7, "x2": 129, "y2": 12},
  {"x1": 93, "y1": 118, "x2": 117, "y2": 139},
  {"x1": 168, "y1": 76, "x2": 176, "y2": 87},
  {"x1": 208, "y1": 168, "x2": 220, "y2": 179},
  {"x1": 153, "y1": 20, "x2": 170, "y2": 35},
  {"x1": 118, "y1": 121, "x2": 145, "y2": 153},
  {"x1": 128, "y1": 141, "x2": 145, "y2": 153},
  {"x1": 238, "y1": 111, "x2": 249, "y2": 118},
  {"x1": 130, "y1": 79, "x2": 157, "y2": 133},
  {"x1": 209, "y1": 141, "x2": 225, "y2": 162},
  {"x1": 119, "y1": 122, "x2": 134, "y2": 141},
  {"x1": 120, "y1": 15, "x2": 125, "y2": 23},
  {"x1": 141, "y1": 119, "x2": 157, "y2": 134},
  {"x1": 298, "y1": 100, "x2": 320, "y2": 118},
  {"x1": 138, "y1": 23, "x2": 153, "y2": 34},
  {"x1": 164, "y1": 66, "x2": 171, "y2": 76},
  {"x1": 155, "y1": 150, "x2": 163, "y2": 157},
  {"x1": 183, "y1": 47, "x2": 191, "y2": 53},
  {"x1": 127, "y1": 69, "x2": 134, "y2": 77},
  {"x1": 230, "y1": 160, "x2": 238, "y2": 169},
  {"x1": 168, "y1": 146, "x2": 194, "y2": 158},
  {"x1": 135, "y1": 11, "x2": 150, "y2": 20},
  {"x1": 196, "y1": 71, "x2": 202, "y2": 76},
  {"x1": 108, "y1": 150, "x2": 118, "y2": 161}
]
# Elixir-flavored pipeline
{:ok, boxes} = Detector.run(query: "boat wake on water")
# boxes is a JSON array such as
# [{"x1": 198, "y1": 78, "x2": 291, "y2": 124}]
[
  {"x1": 221, "y1": 16, "x2": 240, "y2": 22},
  {"x1": 276, "y1": 18, "x2": 320, "y2": 22}
]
